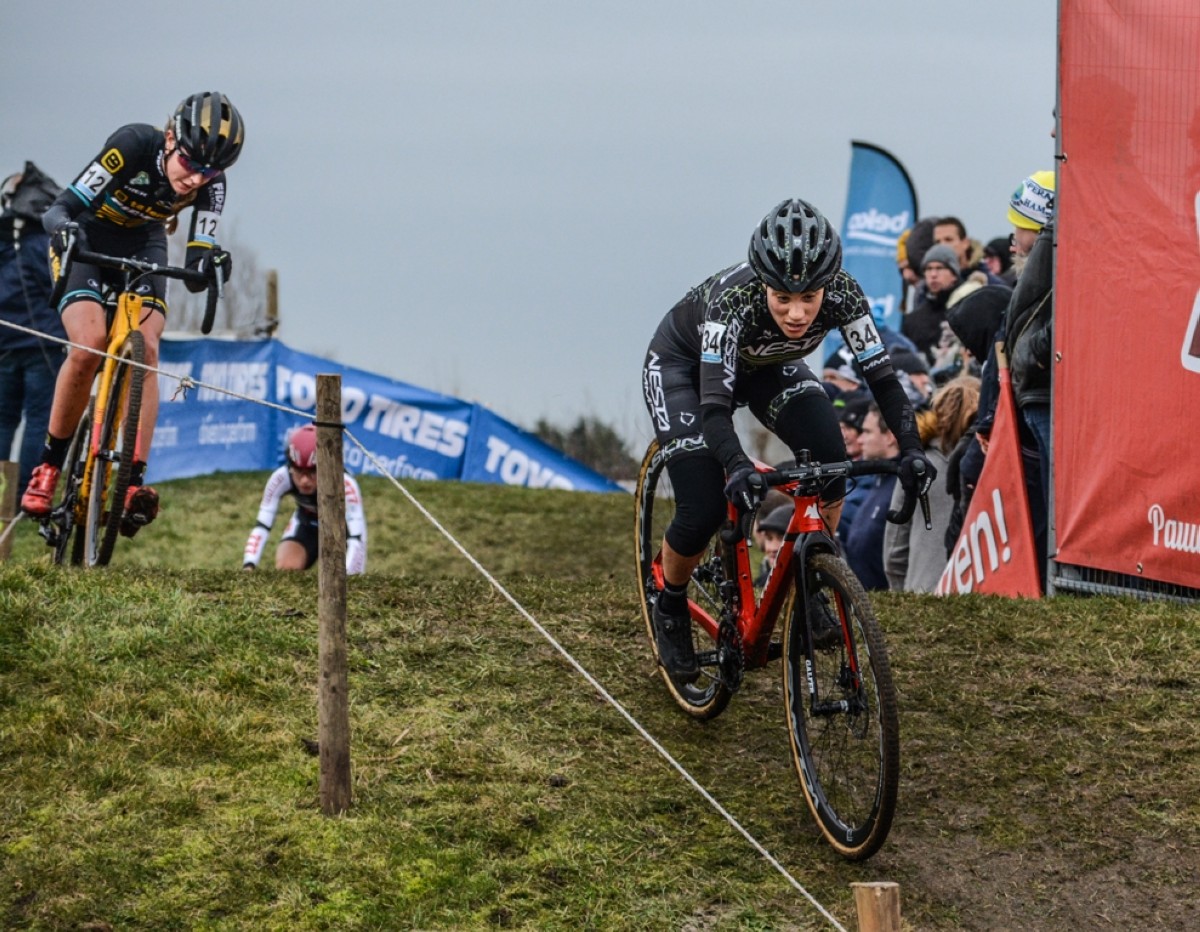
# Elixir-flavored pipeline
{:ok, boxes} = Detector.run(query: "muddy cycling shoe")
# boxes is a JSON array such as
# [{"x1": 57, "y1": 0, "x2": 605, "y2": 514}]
[
  {"x1": 807, "y1": 592, "x2": 843, "y2": 651},
  {"x1": 21, "y1": 463, "x2": 61, "y2": 517},
  {"x1": 652, "y1": 599, "x2": 699, "y2": 681},
  {"x1": 120, "y1": 485, "x2": 159, "y2": 538}
]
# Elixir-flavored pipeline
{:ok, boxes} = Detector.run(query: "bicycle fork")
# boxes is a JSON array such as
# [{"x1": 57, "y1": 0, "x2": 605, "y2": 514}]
[
  {"x1": 788, "y1": 496, "x2": 868, "y2": 714},
  {"x1": 77, "y1": 293, "x2": 143, "y2": 512}
]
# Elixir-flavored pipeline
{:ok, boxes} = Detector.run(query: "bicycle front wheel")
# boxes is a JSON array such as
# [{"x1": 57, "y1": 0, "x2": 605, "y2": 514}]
[
  {"x1": 782, "y1": 552, "x2": 899, "y2": 860},
  {"x1": 634, "y1": 439, "x2": 733, "y2": 720},
  {"x1": 83, "y1": 332, "x2": 144, "y2": 567},
  {"x1": 57, "y1": 402, "x2": 93, "y2": 567}
]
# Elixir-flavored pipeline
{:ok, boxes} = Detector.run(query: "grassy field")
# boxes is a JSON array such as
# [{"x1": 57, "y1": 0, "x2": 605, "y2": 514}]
[{"x1": 1, "y1": 473, "x2": 1198, "y2": 930}]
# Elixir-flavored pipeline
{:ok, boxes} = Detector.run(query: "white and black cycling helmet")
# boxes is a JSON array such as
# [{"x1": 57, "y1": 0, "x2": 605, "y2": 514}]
[
  {"x1": 748, "y1": 198, "x2": 842, "y2": 293},
  {"x1": 171, "y1": 91, "x2": 245, "y2": 171}
]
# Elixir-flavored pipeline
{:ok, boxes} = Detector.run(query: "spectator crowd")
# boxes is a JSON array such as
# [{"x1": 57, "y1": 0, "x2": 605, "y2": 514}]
[{"x1": 780, "y1": 167, "x2": 1057, "y2": 593}]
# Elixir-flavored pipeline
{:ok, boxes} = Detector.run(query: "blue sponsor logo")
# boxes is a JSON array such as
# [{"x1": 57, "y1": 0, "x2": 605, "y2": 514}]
[{"x1": 846, "y1": 208, "x2": 910, "y2": 245}]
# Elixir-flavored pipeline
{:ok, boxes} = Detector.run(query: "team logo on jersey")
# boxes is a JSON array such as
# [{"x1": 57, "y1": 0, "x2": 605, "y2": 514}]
[
  {"x1": 643, "y1": 352, "x2": 670, "y2": 432},
  {"x1": 130, "y1": 171, "x2": 151, "y2": 186},
  {"x1": 679, "y1": 412, "x2": 695, "y2": 427},
  {"x1": 100, "y1": 148, "x2": 125, "y2": 174}
]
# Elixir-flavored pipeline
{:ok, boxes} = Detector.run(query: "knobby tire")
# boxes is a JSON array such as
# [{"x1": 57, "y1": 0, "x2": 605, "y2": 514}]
[
  {"x1": 83, "y1": 332, "x2": 144, "y2": 567},
  {"x1": 782, "y1": 552, "x2": 899, "y2": 861},
  {"x1": 57, "y1": 403, "x2": 93, "y2": 566},
  {"x1": 634, "y1": 439, "x2": 734, "y2": 721}
]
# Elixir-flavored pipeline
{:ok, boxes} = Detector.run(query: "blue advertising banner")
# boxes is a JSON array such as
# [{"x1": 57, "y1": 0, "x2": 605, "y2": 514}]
[
  {"x1": 840, "y1": 141, "x2": 917, "y2": 333},
  {"x1": 151, "y1": 338, "x2": 623, "y2": 493},
  {"x1": 821, "y1": 141, "x2": 918, "y2": 366}
]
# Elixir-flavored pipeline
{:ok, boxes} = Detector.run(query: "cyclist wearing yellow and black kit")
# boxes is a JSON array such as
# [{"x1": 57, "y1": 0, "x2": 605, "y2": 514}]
[
  {"x1": 642, "y1": 198, "x2": 936, "y2": 679},
  {"x1": 21, "y1": 91, "x2": 244, "y2": 535}
]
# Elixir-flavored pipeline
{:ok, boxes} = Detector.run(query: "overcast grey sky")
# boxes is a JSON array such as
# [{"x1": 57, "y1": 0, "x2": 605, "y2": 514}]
[{"x1": 2, "y1": 1, "x2": 1057, "y2": 450}]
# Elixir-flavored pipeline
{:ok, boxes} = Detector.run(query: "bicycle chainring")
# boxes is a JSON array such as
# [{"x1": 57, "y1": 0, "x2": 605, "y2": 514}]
[{"x1": 716, "y1": 618, "x2": 745, "y2": 693}]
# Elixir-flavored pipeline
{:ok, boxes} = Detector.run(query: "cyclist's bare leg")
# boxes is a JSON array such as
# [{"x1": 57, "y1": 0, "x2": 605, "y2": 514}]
[
  {"x1": 47, "y1": 300, "x2": 107, "y2": 440},
  {"x1": 661, "y1": 536, "x2": 704, "y2": 588},
  {"x1": 133, "y1": 310, "x2": 165, "y2": 458},
  {"x1": 275, "y1": 540, "x2": 309, "y2": 571}
]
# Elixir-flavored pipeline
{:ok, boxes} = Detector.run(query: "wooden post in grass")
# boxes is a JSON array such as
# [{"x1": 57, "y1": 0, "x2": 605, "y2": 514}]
[
  {"x1": 0, "y1": 461, "x2": 17, "y2": 561},
  {"x1": 851, "y1": 881, "x2": 901, "y2": 932},
  {"x1": 265, "y1": 270, "x2": 279, "y2": 335},
  {"x1": 316, "y1": 374, "x2": 351, "y2": 814}
]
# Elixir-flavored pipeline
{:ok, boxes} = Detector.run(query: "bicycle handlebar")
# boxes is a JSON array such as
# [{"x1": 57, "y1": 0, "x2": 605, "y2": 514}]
[
  {"x1": 760, "y1": 456, "x2": 933, "y2": 530},
  {"x1": 50, "y1": 229, "x2": 225, "y2": 335}
]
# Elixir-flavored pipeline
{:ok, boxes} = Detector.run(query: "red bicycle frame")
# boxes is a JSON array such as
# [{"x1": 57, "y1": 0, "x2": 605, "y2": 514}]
[{"x1": 649, "y1": 468, "x2": 842, "y2": 670}]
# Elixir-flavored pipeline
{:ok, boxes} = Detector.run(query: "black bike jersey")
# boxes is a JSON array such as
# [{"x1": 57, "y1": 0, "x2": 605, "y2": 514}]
[
  {"x1": 652, "y1": 262, "x2": 894, "y2": 409},
  {"x1": 42, "y1": 123, "x2": 226, "y2": 251}
]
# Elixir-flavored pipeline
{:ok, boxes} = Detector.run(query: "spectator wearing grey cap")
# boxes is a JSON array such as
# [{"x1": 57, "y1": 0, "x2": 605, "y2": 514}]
[{"x1": 902, "y1": 243, "x2": 988, "y2": 367}]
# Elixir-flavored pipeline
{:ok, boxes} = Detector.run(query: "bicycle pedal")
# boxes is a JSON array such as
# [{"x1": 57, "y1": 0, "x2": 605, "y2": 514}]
[{"x1": 37, "y1": 521, "x2": 61, "y2": 547}]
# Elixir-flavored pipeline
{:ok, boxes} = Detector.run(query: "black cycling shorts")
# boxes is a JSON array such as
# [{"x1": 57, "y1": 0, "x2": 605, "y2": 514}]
[
  {"x1": 280, "y1": 511, "x2": 320, "y2": 569},
  {"x1": 56, "y1": 227, "x2": 169, "y2": 318}
]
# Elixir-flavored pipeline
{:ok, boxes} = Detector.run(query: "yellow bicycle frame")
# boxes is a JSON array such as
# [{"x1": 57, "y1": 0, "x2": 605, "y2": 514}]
[{"x1": 74, "y1": 290, "x2": 144, "y2": 521}]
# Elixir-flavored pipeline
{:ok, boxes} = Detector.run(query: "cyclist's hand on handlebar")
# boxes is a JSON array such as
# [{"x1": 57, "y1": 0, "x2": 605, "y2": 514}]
[
  {"x1": 887, "y1": 450, "x2": 937, "y2": 527},
  {"x1": 198, "y1": 248, "x2": 233, "y2": 284},
  {"x1": 724, "y1": 463, "x2": 766, "y2": 526},
  {"x1": 51, "y1": 221, "x2": 81, "y2": 258},
  {"x1": 898, "y1": 450, "x2": 936, "y2": 499}
]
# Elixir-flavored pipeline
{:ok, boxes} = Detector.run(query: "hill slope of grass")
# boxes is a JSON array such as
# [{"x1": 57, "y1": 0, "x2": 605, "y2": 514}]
[{"x1": 2, "y1": 473, "x2": 1198, "y2": 930}]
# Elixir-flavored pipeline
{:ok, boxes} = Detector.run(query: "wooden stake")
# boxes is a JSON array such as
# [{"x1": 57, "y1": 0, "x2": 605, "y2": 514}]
[
  {"x1": 316, "y1": 375, "x2": 351, "y2": 814},
  {"x1": 0, "y1": 461, "x2": 17, "y2": 561},
  {"x1": 265, "y1": 269, "x2": 279, "y2": 335},
  {"x1": 851, "y1": 881, "x2": 901, "y2": 932}
]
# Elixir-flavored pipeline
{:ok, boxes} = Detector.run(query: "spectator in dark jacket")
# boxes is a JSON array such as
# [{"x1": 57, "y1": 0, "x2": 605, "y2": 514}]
[
  {"x1": 843, "y1": 404, "x2": 900, "y2": 590},
  {"x1": 903, "y1": 244, "x2": 987, "y2": 366},
  {"x1": 942, "y1": 284, "x2": 1012, "y2": 552},
  {"x1": 983, "y1": 236, "x2": 1017, "y2": 286},
  {"x1": 1004, "y1": 170, "x2": 1055, "y2": 487},
  {"x1": 0, "y1": 164, "x2": 66, "y2": 490}
]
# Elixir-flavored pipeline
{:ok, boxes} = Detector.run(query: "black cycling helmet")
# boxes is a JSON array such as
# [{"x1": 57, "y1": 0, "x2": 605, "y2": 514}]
[
  {"x1": 171, "y1": 92, "x2": 245, "y2": 171},
  {"x1": 748, "y1": 198, "x2": 842, "y2": 293}
]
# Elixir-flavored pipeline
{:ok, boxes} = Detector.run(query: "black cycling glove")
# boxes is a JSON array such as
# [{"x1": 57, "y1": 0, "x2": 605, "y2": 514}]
[
  {"x1": 898, "y1": 450, "x2": 936, "y2": 499},
  {"x1": 723, "y1": 463, "x2": 766, "y2": 517}
]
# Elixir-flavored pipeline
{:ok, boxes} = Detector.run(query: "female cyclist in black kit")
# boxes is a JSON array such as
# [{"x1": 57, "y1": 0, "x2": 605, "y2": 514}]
[
  {"x1": 641, "y1": 198, "x2": 935, "y2": 678},
  {"x1": 21, "y1": 91, "x2": 244, "y2": 536}
]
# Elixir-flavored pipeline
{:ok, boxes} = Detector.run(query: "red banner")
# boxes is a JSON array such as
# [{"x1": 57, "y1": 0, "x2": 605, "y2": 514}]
[
  {"x1": 938, "y1": 368, "x2": 1041, "y2": 597},
  {"x1": 1055, "y1": 0, "x2": 1200, "y2": 588}
]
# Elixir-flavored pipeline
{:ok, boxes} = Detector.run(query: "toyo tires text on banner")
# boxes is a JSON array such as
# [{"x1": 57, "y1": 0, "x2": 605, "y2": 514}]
[{"x1": 149, "y1": 338, "x2": 622, "y2": 494}]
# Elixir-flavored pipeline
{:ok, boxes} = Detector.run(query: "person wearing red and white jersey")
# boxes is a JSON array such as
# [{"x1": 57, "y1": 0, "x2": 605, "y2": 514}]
[{"x1": 243, "y1": 424, "x2": 367, "y2": 575}]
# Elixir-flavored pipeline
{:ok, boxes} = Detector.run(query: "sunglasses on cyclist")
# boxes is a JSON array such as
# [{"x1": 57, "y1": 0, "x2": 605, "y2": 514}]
[{"x1": 176, "y1": 149, "x2": 222, "y2": 180}]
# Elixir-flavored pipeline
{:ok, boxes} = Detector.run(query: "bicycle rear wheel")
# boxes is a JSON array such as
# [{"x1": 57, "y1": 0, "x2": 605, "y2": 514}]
[
  {"x1": 634, "y1": 440, "x2": 734, "y2": 720},
  {"x1": 82, "y1": 331, "x2": 144, "y2": 567},
  {"x1": 782, "y1": 552, "x2": 899, "y2": 860}
]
